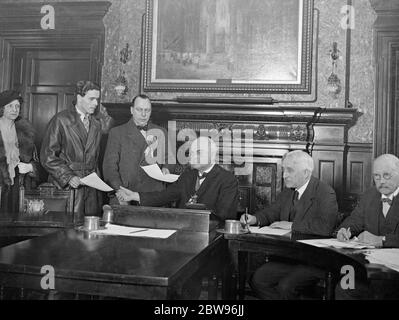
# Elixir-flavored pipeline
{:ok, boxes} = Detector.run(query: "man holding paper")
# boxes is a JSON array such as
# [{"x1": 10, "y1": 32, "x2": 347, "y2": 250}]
[
  {"x1": 41, "y1": 81, "x2": 104, "y2": 220},
  {"x1": 335, "y1": 154, "x2": 399, "y2": 299},
  {"x1": 103, "y1": 94, "x2": 174, "y2": 204},
  {"x1": 240, "y1": 150, "x2": 338, "y2": 299},
  {"x1": 116, "y1": 136, "x2": 238, "y2": 222}
]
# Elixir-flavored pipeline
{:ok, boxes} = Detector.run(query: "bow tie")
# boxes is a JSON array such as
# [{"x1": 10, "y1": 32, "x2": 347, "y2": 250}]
[
  {"x1": 382, "y1": 198, "x2": 393, "y2": 206},
  {"x1": 198, "y1": 172, "x2": 207, "y2": 179},
  {"x1": 137, "y1": 124, "x2": 148, "y2": 131}
]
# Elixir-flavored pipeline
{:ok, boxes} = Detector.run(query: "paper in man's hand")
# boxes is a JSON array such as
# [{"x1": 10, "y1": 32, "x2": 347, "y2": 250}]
[
  {"x1": 141, "y1": 164, "x2": 179, "y2": 183},
  {"x1": 80, "y1": 172, "x2": 113, "y2": 192}
]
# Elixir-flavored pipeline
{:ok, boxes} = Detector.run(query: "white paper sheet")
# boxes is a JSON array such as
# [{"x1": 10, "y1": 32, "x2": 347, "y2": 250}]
[
  {"x1": 91, "y1": 223, "x2": 176, "y2": 239},
  {"x1": 141, "y1": 164, "x2": 179, "y2": 183},
  {"x1": 298, "y1": 238, "x2": 375, "y2": 249},
  {"x1": 248, "y1": 226, "x2": 290, "y2": 236},
  {"x1": 364, "y1": 249, "x2": 399, "y2": 272},
  {"x1": 80, "y1": 172, "x2": 113, "y2": 192}
]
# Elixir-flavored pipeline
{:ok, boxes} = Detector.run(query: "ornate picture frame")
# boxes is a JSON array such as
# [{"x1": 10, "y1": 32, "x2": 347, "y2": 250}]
[{"x1": 142, "y1": 0, "x2": 314, "y2": 94}]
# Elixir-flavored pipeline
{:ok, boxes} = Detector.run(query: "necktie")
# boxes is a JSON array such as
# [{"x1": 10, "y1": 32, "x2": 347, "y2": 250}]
[
  {"x1": 195, "y1": 172, "x2": 207, "y2": 192},
  {"x1": 82, "y1": 114, "x2": 90, "y2": 132},
  {"x1": 137, "y1": 124, "x2": 148, "y2": 131},
  {"x1": 289, "y1": 190, "x2": 299, "y2": 221}
]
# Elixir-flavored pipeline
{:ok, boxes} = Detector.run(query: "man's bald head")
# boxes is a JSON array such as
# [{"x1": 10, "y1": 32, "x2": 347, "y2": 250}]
[{"x1": 373, "y1": 154, "x2": 399, "y2": 195}]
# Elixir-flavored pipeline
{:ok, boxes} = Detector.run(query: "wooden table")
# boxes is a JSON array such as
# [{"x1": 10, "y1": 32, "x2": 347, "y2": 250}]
[
  {"x1": 223, "y1": 232, "x2": 399, "y2": 300},
  {"x1": 0, "y1": 211, "x2": 74, "y2": 247},
  {"x1": 0, "y1": 206, "x2": 225, "y2": 300}
]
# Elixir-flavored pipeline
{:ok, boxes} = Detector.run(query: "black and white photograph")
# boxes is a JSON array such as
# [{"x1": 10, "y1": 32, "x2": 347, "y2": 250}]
[{"x1": 0, "y1": 0, "x2": 398, "y2": 312}]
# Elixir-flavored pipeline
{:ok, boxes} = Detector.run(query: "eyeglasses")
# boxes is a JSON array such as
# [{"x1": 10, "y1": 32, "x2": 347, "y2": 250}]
[{"x1": 373, "y1": 173, "x2": 393, "y2": 181}]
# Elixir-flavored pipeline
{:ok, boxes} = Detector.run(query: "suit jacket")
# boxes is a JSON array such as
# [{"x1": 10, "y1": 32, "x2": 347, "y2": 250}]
[
  {"x1": 139, "y1": 164, "x2": 239, "y2": 221},
  {"x1": 339, "y1": 187, "x2": 399, "y2": 248},
  {"x1": 255, "y1": 176, "x2": 338, "y2": 236},
  {"x1": 103, "y1": 118, "x2": 174, "y2": 193},
  {"x1": 40, "y1": 106, "x2": 102, "y2": 218}
]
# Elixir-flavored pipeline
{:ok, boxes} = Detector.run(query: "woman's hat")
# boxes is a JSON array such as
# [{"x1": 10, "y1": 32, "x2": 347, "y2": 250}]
[{"x1": 0, "y1": 90, "x2": 23, "y2": 108}]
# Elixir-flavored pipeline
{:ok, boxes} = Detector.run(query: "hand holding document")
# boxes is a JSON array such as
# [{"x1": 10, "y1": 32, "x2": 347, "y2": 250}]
[
  {"x1": 80, "y1": 172, "x2": 113, "y2": 192},
  {"x1": 141, "y1": 164, "x2": 179, "y2": 183}
]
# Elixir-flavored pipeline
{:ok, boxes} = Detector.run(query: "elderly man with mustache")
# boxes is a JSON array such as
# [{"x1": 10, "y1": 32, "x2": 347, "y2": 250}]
[
  {"x1": 335, "y1": 153, "x2": 399, "y2": 299},
  {"x1": 337, "y1": 153, "x2": 399, "y2": 248}
]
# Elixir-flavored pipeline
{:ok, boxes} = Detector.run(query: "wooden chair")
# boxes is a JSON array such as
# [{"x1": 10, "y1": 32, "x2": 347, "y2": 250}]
[{"x1": 19, "y1": 182, "x2": 75, "y2": 220}]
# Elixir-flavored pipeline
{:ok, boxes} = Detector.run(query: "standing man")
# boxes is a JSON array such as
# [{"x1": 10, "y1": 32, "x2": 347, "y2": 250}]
[
  {"x1": 103, "y1": 94, "x2": 174, "y2": 204},
  {"x1": 40, "y1": 81, "x2": 103, "y2": 221},
  {"x1": 335, "y1": 154, "x2": 399, "y2": 299},
  {"x1": 241, "y1": 150, "x2": 338, "y2": 299}
]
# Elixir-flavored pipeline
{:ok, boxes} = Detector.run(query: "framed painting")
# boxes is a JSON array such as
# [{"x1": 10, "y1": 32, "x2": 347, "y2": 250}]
[{"x1": 142, "y1": 0, "x2": 314, "y2": 94}]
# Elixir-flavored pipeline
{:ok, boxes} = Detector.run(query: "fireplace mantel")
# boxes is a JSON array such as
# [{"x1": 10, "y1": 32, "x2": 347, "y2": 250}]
[
  {"x1": 102, "y1": 101, "x2": 365, "y2": 213},
  {"x1": 102, "y1": 102, "x2": 360, "y2": 126}
]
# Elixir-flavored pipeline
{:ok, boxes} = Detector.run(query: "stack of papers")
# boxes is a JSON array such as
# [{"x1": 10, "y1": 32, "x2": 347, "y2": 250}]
[
  {"x1": 298, "y1": 238, "x2": 375, "y2": 249},
  {"x1": 91, "y1": 223, "x2": 176, "y2": 239},
  {"x1": 248, "y1": 226, "x2": 290, "y2": 236},
  {"x1": 364, "y1": 249, "x2": 399, "y2": 273}
]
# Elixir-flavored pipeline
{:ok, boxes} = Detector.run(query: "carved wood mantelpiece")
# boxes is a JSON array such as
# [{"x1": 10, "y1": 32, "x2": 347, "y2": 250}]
[{"x1": 102, "y1": 102, "x2": 361, "y2": 212}]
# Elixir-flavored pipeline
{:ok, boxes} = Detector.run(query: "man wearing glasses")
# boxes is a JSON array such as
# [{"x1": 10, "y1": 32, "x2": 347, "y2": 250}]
[
  {"x1": 335, "y1": 153, "x2": 399, "y2": 299},
  {"x1": 337, "y1": 153, "x2": 399, "y2": 248}
]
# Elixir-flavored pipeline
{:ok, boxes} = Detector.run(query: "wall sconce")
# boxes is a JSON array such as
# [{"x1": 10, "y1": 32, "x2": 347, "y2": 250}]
[
  {"x1": 327, "y1": 42, "x2": 342, "y2": 98},
  {"x1": 114, "y1": 43, "x2": 132, "y2": 96}
]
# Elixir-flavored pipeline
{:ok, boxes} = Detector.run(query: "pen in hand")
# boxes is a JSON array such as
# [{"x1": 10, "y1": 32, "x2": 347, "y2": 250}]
[{"x1": 343, "y1": 227, "x2": 351, "y2": 241}]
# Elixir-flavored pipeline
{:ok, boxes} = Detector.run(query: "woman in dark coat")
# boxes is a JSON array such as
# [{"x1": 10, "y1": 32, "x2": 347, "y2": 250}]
[{"x1": 0, "y1": 90, "x2": 42, "y2": 213}]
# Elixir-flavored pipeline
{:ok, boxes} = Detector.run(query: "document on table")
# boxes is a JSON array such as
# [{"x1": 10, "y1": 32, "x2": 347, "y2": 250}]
[
  {"x1": 141, "y1": 164, "x2": 179, "y2": 183},
  {"x1": 90, "y1": 223, "x2": 176, "y2": 239},
  {"x1": 298, "y1": 238, "x2": 375, "y2": 249},
  {"x1": 80, "y1": 172, "x2": 113, "y2": 192},
  {"x1": 364, "y1": 249, "x2": 399, "y2": 273},
  {"x1": 249, "y1": 226, "x2": 290, "y2": 236}
]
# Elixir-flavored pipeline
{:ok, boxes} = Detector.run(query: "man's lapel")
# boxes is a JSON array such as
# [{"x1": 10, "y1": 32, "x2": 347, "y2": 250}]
[
  {"x1": 84, "y1": 117, "x2": 100, "y2": 152},
  {"x1": 385, "y1": 194, "x2": 399, "y2": 231},
  {"x1": 127, "y1": 119, "x2": 147, "y2": 151},
  {"x1": 69, "y1": 110, "x2": 87, "y2": 146}
]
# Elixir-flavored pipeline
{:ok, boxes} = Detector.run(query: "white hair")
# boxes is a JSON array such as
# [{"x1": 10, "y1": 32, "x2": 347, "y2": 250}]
[
  {"x1": 283, "y1": 150, "x2": 314, "y2": 172},
  {"x1": 190, "y1": 137, "x2": 218, "y2": 164},
  {"x1": 374, "y1": 154, "x2": 399, "y2": 174}
]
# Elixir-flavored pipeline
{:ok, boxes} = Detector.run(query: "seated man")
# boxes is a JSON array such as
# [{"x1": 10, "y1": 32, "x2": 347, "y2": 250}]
[
  {"x1": 241, "y1": 150, "x2": 338, "y2": 299},
  {"x1": 335, "y1": 153, "x2": 399, "y2": 300},
  {"x1": 117, "y1": 136, "x2": 239, "y2": 222}
]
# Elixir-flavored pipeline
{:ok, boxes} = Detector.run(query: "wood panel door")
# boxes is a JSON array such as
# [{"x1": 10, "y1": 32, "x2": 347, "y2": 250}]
[{"x1": 13, "y1": 49, "x2": 91, "y2": 149}]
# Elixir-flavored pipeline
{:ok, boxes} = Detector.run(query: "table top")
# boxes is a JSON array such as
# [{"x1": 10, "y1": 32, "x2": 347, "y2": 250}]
[
  {"x1": 0, "y1": 211, "x2": 74, "y2": 228},
  {"x1": 0, "y1": 227, "x2": 221, "y2": 287},
  {"x1": 223, "y1": 231, "x2": 399, "y2": 280}
]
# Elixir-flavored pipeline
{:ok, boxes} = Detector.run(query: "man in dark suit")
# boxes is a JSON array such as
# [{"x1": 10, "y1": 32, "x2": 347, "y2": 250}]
[
  {"x1": 240, "y1": 150, "x2": 338, "y2": 299},
  {"x1": 103, "y1": 94, "x2": 174, "y2": 204},
  {"x1": 116, "y1": 136, "x2": 239, "y2": 222},
  {"x1": 335, "y1": 153, "x2": 399, "y2": 299},
  {"x1": 41, "y1": 81, "x2": 103, "y2": 221}
]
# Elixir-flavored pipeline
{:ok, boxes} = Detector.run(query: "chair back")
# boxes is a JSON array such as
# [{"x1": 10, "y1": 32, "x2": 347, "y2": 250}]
[{"x1": 19, "y1": 182, "x2": 75, "y2": 218}]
